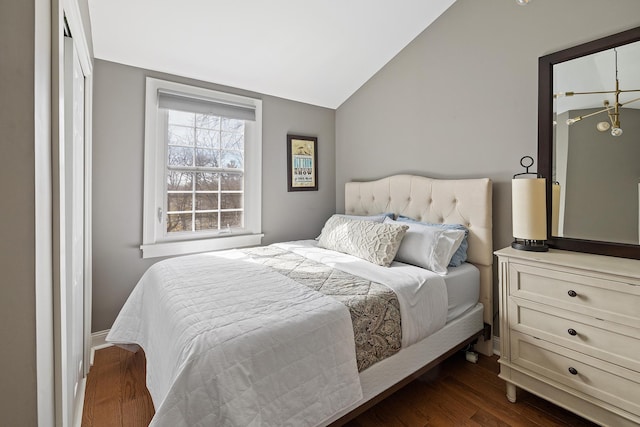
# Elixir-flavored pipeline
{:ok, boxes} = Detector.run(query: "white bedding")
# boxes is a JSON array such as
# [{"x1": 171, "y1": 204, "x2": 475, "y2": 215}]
[
  {"x1": 274, "y1": 240, "x2": 448, "y2": 347},
  {"x1": 106, "y1": 250, "x2": 363, "y2": 427},
  {"x1": 107, "y1": 241, "x2": 454, "y2": 426},
  {"x1": 443, "y1": 262, "x2": 480, "y2": 322},
  {"x1": 278, "y1": 241, "x2": 480, "y2": 327}
]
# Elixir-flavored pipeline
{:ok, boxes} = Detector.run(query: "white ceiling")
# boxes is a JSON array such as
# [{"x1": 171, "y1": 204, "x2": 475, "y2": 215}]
[
  {"x1": 88, "y1": 0, "x2": 456, "y2": 109},
  {"x1": 555, "y1": 40, "x2": 640, "y2": 114}
]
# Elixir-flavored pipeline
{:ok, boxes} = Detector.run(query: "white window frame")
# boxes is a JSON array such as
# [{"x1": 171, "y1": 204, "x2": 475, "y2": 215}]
[{"x1": 141, "y1": 77, "x2": 262, "y2": 258}]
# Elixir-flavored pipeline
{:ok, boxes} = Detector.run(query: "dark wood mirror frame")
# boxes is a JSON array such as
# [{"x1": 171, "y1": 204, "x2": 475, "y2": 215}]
[{"x1": 538, "y1": 26, "x2": 640, "y2": 260}]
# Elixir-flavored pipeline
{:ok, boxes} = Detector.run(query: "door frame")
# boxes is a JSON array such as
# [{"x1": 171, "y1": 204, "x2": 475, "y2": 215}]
[{"x1": 39, "y1": 0, "x2": 93, "y2": 425}]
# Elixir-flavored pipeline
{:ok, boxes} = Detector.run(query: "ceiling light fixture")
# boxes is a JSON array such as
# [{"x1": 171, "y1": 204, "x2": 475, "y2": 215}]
[
  {"x1": 516, "y1": 0, "x2": 531, "y2": 5},
  {"x1": 557, "y1": 49, "x2": 640, "y2": 137}
]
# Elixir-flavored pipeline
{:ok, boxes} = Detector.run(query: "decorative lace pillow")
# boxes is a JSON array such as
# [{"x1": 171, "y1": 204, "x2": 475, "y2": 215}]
[
  {"x1": 317, "y1": 215, "x2": 408, "y2": 267},
  {"x1": 335, "y1": 212, "x2": 395, "y2": 223}
]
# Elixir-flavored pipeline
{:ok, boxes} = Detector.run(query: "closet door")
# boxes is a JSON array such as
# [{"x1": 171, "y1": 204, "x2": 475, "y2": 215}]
[{"x1": 61, "y1": 34, "x2": 86, "y2": 425}]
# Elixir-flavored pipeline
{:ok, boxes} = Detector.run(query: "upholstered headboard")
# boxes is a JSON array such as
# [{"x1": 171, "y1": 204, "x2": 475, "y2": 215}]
[{"x1": 345, "y1": 174, "x2": 493, "y2": 355}]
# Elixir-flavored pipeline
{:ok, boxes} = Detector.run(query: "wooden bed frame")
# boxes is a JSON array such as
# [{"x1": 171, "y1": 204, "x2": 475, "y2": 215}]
[{"x1": 326, "y1": 174, "x2": 493, "y2": 426}]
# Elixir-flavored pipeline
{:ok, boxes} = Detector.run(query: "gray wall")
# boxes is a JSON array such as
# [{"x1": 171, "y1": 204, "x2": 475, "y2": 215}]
[
  {"x1": 93, "y1": 0, "x2": 640, "y2": 334},
  {"x1": 92, "y1": 60, "x2": 335, "y2": 331},
  {"x1": 335, "y1": 0, "x2": 640, "y2": 330},
  {"x1": 0, "y1": 1, "x2": 38, "y2": 424},
  {"x1": 563, "y1": 108, "x2": 640, "y2": 244}
]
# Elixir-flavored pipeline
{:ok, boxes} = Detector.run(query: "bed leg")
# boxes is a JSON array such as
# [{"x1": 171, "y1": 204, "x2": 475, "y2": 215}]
[
  {"x1": 465, "y1": 350, "x2": 478, "y2": 363},
  {"x1": 482, "y1": 322, "x2": 492, "y2": 342}
]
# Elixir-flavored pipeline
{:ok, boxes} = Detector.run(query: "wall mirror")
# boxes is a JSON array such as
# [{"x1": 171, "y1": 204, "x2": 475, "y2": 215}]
[{"x1": 538, "y1": 26, "x2": 640, "y2": 259}]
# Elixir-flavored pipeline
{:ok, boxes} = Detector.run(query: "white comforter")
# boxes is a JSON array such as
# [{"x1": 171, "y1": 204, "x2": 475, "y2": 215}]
[
  {"x1": 107, "y1": 250, "x2": 363, "y2": 427},
  {"x1": 275, "y1": 241, "x2": 448, "y2": 347}
]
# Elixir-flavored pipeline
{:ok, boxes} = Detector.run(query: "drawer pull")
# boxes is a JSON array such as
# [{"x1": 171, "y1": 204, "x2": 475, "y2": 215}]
[
  {"x1": 567, "y1": 290, "x2": 578, "y2": 297},
  {"x1": 567, "y1": 328, "x2": 577, "y2": 336},
  {"x1": 568, "y1": 367, "x2": 578, "y2": 375}
]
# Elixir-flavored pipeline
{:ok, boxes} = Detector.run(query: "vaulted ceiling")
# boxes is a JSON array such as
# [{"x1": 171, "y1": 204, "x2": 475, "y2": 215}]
[{"x1": 88, "y1": 0, "x2": 456, "y2": 108}]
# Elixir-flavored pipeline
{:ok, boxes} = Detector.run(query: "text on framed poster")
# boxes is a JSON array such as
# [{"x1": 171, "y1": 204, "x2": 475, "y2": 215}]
[{"x1": 287, "y1": 134, "x2": 318, "y2": 191}]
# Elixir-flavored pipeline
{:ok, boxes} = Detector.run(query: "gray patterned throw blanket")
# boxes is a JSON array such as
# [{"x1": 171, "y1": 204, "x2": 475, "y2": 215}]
[{"x1": 241, "y1": 245, "x2": 402, "y2": 371}]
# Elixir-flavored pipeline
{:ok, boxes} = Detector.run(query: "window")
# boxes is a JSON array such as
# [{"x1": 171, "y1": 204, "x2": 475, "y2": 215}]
[{"x1": 141, "y1": 78, "x2": 262, "y2": 258}]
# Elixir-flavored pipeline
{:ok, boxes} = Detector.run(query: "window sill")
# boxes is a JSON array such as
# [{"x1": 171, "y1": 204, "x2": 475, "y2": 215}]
[{"x1": 140, "y1": 233, "x2": 264, "y2": 259}]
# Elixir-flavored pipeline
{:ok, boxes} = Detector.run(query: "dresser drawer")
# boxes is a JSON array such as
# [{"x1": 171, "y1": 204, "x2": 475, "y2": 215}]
[
  {"x1": 509, "y1": 299, "x2": 640, "y2": 372},
  {"x1": 508, "y1": 262, "x2": 640, "y2": 328},
  {"x1": 510, "y1": 331, "x2": 640, "y2": 416}
]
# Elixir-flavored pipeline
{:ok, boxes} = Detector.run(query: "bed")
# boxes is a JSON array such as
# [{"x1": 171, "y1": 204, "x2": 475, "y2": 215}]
[{"x1": 107, "y1": 174, "x2": 493, "y2": 426}]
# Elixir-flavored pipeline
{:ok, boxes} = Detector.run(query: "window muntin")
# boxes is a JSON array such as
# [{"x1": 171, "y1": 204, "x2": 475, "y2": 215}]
[{"x1": 163, "y1": 110, "x2": 245, "y2": 236}]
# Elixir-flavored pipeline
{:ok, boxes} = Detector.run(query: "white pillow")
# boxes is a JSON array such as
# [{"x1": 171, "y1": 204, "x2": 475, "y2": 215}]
[
  {"x1": 383, "y1": 217, "x2": 465, "y2": 275},
  {"x1": 317, "y1": 215, "x2": 408, "y2": 267}
]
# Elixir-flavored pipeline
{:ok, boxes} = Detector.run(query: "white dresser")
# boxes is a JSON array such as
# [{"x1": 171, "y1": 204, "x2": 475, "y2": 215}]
[{"x1": 495, "y1": 247, "x2": 640, "y2": 426}]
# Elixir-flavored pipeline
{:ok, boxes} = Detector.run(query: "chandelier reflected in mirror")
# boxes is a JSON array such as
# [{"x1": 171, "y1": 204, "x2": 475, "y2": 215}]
[{"x1": 556, "y1": 49, "x2": 640, "y2": 137}]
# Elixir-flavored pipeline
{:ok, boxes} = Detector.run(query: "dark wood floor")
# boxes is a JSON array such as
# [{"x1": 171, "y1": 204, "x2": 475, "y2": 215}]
[{"x1": 82, "y1": 346, "x2": 598, "y2": 426}]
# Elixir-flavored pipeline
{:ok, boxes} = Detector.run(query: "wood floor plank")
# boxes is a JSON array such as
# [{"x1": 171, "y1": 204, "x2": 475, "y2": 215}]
[
  {"x1": 469, "y1": 407, "x2": 512, "y2": 427},
  {"x1": 448, "y1": 371, "x2": 525, "y2": 418},
  {"x1": 84, "y1": 348, "x2": 599, "y2": 427},
  {"x1": 417, "y1": 381, "x2": 479, "y2": 421},
  {"x1": 445, "y1": 357, "x2": 520, "y2": 411},
  {"x1": 121, "y1": 350, "x2": 154, "y2": 427},
  {"x1": 348, "y1": 401, "x2": 407, "y2": 427},
  {"x1": 379, "y1": 385, "x2": 431, "y2": 426},
  {"x1": 84, "y1": 346, "x2": 124, "y2": 427},
  {"x1": 439, "y1": 376, "x2": 539, "y2": 427},
  {"x1": 344, "y1": 409, "x2": 400, "y2": 427},
  {"x1": 518, "y1": 390, "x2": 599, "y2": 427}
]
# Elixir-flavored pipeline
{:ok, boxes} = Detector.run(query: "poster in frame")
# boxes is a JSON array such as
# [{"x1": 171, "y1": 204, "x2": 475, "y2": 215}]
[{"x1": 286, "y1": 134, "x2": 318, "y2": 192}]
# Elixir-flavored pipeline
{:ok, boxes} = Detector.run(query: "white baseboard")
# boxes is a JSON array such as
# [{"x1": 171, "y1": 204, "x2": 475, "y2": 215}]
[
  {"x1": 90, "y1": 329, "x2": 111, "y2": 366},
  {"x1": 91, "y1": 329, "x2": 111, "y2": 349},
  {"x1": 493, "y1": 336, "x2": 500, "y2": 356}
]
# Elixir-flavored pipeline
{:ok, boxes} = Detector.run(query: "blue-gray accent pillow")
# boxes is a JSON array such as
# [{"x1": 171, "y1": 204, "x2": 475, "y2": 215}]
[{"x1": 397, "y1": 215, "x2": 469, "y2": 267}]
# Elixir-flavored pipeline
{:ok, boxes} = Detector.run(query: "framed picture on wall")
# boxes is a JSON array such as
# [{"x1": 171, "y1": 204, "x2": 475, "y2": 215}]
[{"x1": 287, "y1": 134, "x2": 318, "y2": 192}]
